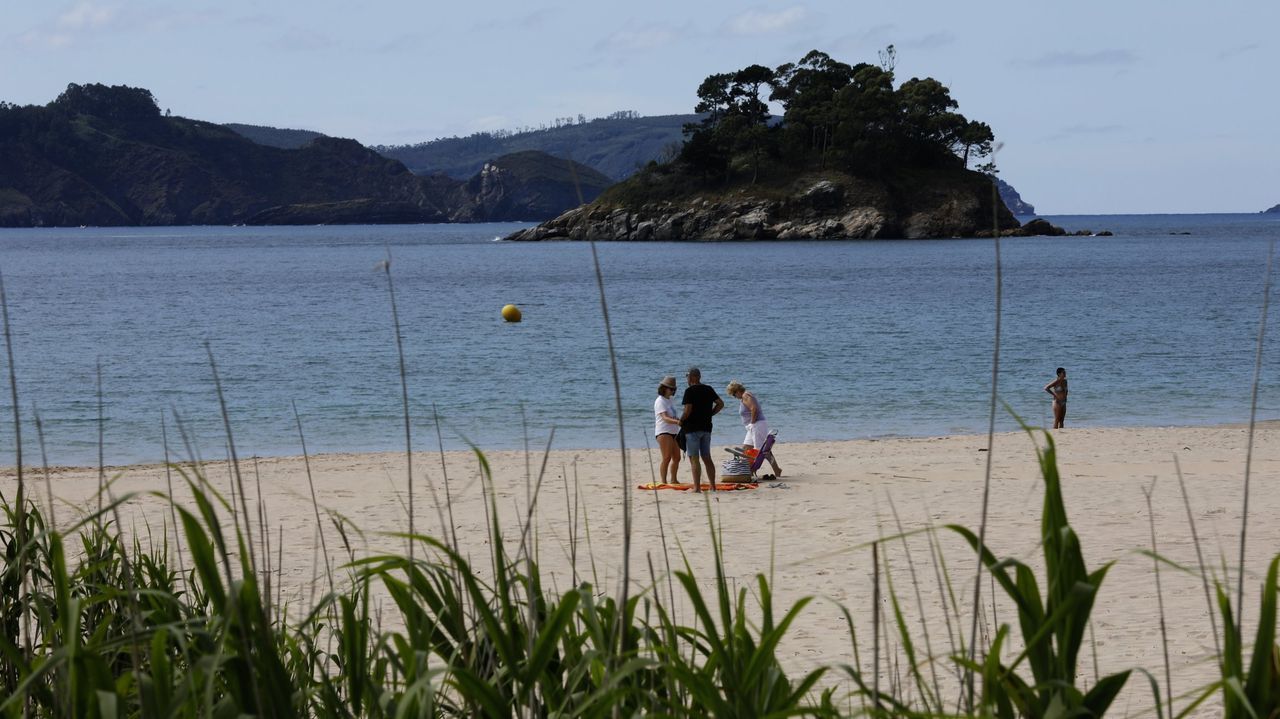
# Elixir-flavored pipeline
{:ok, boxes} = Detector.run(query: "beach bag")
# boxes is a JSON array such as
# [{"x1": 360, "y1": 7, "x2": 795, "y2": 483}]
[{"x1": 721, "y1": 455, "x2": 752, "y2": 481}]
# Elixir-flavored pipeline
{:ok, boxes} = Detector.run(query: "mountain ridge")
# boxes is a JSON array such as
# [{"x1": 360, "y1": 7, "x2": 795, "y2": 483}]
[
  {"x1": 0, "y1": 84, "x2": 608, "y2": 227},
  {"x1": 376, "y1": 114, "x2": 698, "y2": 181}
]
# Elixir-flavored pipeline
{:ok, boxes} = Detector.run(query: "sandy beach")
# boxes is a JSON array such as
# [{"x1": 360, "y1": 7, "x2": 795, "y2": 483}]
[{"x1": 5, "y1": 423, "x2": 1278, "y2": 714}]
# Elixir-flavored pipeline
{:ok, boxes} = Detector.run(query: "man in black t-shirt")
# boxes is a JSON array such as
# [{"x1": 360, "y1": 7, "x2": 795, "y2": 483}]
[{"x1": 679, "y1": 367, "x2": 724, "y2": 492}]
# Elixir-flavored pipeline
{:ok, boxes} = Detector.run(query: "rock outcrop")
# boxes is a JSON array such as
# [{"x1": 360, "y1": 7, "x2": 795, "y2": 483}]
[
  {"x1": 1013, "y1": 218, "x2": 1065, "y2": 236},
  {"x1": 507, "y1": 169, "x2": 1020, "y2": 241},
  {"x1": 447, "y1": 151, "x2": 612, "y2": 222}
]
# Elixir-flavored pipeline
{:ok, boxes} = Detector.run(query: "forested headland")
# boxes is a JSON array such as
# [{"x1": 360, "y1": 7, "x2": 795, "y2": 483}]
[{"x1": 0, "y1": 84, "x2": 611, "y2": 227}]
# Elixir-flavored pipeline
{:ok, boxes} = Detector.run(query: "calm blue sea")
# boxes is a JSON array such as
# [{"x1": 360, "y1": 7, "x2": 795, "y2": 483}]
[{"x1": 1, "y1": 214, "x2": 1278, "y2": 466}]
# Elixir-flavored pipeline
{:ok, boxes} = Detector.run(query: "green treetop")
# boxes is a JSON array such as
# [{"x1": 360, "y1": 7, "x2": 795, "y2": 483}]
[{"x1": 679, "y1": 48, "x2": 996, "y2": 183}]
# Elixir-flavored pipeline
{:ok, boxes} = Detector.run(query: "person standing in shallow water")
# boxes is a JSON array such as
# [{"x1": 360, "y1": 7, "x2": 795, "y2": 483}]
[{"x1": 1045, "y1": 367, "x2": 1068, "y2": 429}]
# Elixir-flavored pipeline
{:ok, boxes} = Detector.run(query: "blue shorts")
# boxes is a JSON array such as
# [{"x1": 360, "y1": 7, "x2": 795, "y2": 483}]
[{"x1": 684, "y1": 430, "x2": 712, "y2": 457}]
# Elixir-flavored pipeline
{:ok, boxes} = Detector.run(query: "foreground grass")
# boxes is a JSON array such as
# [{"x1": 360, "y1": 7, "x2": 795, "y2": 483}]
[
  {"x1": 0, "y1": 455, "x2": 838, "y2": 718},
  {"x1": 2, "y1": 432, "x2": 1278, "y2": 718}
]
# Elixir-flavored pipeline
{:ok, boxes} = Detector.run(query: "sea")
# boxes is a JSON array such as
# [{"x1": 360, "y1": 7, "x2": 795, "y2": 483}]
[{"x1": 1, "y1": 213, "x2": 1278, "y2": 466}]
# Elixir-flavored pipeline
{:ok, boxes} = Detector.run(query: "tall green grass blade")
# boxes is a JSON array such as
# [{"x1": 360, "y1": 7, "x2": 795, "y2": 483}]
[
  {"x1": 1241, "y1": 555, "x2": 1280, "y2": 718},
  {"x1": 1083, "y1": 669, "x2": 1133, "y2": 717},
  {"x1": 1238, "y1": 241, "x2": 1275, "y2": 631}
]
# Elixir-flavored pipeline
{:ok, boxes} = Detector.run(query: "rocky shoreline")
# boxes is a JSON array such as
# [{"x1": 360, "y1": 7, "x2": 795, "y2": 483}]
[{"x1": 506, "y1": 177, "x2": 1093, "y2": 242}]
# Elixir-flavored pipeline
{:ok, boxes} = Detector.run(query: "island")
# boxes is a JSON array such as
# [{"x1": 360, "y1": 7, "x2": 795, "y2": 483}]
[{"x1": 509, "y1": 50, "x2": 1038, "y2": 241}]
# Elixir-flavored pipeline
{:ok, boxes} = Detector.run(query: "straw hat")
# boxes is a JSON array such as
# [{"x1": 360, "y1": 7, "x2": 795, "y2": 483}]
[{"x1": 660, "y1": 375, "x2": 677, "y2": 390}]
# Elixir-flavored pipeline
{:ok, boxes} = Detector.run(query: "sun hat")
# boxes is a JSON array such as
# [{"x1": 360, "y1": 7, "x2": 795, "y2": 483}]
[{"x1": 660, "y1": 376, "x2": 677, "y2": 389}]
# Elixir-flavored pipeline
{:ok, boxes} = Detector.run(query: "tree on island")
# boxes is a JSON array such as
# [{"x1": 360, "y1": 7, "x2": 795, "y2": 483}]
[
  {"x1": 678, "y1": 48, "x2": 996, "y2": 184},
  {"x1": 686, "y1": 64, "x2": 776, "y2": 184}
]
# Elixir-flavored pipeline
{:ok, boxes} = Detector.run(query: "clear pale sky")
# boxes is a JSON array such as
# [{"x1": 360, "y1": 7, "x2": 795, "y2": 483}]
[{"x1": 4, "y1": 1, "x2": 1277, "y2": 214}]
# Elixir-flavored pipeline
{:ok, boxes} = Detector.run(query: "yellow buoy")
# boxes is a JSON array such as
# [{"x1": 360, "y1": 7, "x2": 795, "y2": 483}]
[{"x1": 501, "y1": 304, "x2": 522, "y2": 322}]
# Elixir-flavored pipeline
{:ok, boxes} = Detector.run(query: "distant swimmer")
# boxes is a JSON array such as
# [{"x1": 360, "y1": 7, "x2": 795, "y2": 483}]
[{"x1": 1044, "y1": 367, "x2": 1068, "y2": 429}]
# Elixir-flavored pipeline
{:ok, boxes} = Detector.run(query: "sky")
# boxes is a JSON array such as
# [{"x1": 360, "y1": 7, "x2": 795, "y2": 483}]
[{"x1": 3, "y1": 0, "x2": 1277, "y2": 214}]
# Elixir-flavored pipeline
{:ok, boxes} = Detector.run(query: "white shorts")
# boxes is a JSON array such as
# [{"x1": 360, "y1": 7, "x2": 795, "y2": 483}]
[{"x1": 743, "y1": 420, "x2": 770, "y2": 449}]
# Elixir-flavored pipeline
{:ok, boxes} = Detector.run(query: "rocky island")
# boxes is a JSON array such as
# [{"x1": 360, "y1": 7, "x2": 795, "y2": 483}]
[
  {"x1": 509, "y1": 50, "x2": 1036, "y2": 241},
  {"x1": 507, "y1": 170, "x2": 1014, "y2": 241}
]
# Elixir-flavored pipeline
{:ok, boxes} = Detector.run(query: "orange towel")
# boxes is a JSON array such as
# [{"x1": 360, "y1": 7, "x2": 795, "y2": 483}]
[{"x1": 637, "y1": 482, "x2": 757, "y2": 491}]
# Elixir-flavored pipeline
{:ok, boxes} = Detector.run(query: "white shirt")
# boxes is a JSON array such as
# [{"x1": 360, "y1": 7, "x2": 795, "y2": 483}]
[{"x1": 654, "y1": 395, "x2": 679, "y2": 436}]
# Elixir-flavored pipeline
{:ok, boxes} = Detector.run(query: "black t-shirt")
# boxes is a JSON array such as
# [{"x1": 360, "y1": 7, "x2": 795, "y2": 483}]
[{"x1": 680, "y1": 384, "x2": 721, "y2": 432}]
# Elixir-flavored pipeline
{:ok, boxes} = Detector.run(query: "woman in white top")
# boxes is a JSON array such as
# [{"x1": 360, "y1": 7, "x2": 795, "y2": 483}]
[{"x1": 654, "y1": 375, "x2": 682, "y2": 483}]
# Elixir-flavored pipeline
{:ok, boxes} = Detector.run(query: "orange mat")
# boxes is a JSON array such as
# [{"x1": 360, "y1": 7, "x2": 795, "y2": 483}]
[{"x1": 638, "y1": 482, "x2": 757, "y2": 491}]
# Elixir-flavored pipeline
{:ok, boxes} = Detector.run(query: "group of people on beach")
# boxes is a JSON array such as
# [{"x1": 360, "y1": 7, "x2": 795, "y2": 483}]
[
  {"x1": 652, "y1": 366, "x2": 1068, "y2": 493},
  {"x1": 653, "y1": 367, "x2": 782, "y2": 492}
]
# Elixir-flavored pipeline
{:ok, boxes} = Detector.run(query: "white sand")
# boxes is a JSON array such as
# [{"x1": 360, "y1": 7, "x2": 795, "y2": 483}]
[{"x1": 6, "y1": 424, "x2": 1278, "y2": 715}]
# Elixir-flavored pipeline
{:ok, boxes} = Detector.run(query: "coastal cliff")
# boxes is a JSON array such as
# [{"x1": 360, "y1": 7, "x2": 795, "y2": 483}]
[{"x1": 995, "y1": 177, "x2": 1035, "y2": 215}]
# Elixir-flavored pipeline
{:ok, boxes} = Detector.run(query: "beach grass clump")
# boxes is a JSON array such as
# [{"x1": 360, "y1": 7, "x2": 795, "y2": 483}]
[
  {"x1": 949, "y1": 430, "x2": 1131, "y2": 719},
  {"x1": 833, "y1": 429, "x2": 1134, "y2": 719},
  {"x1": 0, "y1": 459, "x2": 840, "y2": 718},
  {"x1": 820, "y1": 426, "x2": 1280, "y2": 719},
  {"x1": 1214, "y1": 556, "x2": 1280, "y2": 719}
]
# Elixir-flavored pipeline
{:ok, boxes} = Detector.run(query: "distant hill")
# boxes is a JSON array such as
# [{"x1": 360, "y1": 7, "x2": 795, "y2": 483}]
[
  {"x1": 0, "y1": 84, "x2": 608, "y2": 227},
  {"x1": 376, "y1": 114, "x2": 698, "y2": 181},
  {"x1": 995, "y1": 177, "x2": 1036, "y2": 214},
  {"x1": 1265, "y1": 203, "x2": 1279, "y2": 213},
  {"x1": 224, "y1": 122, "x2": 326, "y2": 149}
]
